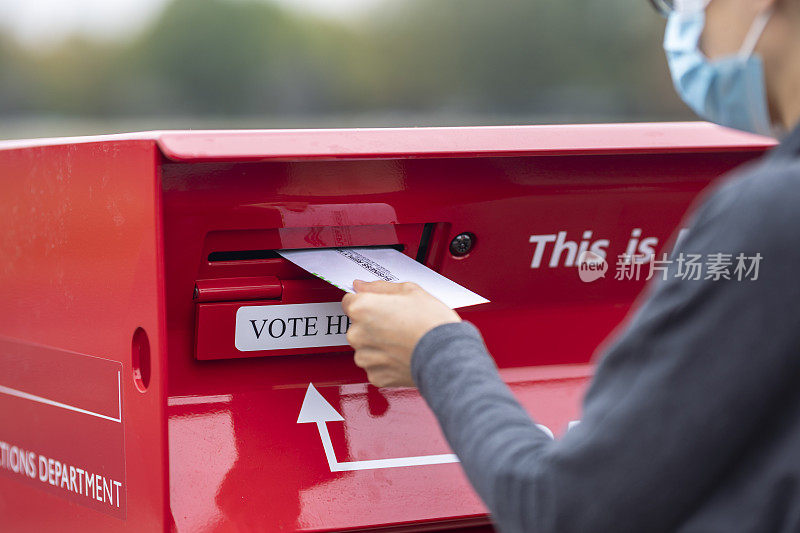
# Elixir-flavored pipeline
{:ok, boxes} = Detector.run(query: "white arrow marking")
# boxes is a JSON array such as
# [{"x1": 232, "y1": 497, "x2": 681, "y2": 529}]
[{"x1": 297, "y1": 383, "x2": 460, "y2": 472}]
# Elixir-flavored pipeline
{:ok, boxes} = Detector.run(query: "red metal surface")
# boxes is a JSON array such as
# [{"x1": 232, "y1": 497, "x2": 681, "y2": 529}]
[
  {"x1": 0, "y1": 122, "x2": 776, "y2": 162},
  {"x1": 0, "y1": 123, "x2": 776, "y2": 531},
  {"x1": 153, "y1": 122, "x2": 774, "y2": 161},
  {"x1": 0, "y1": 140, "x2": 167, "y2": 531}
]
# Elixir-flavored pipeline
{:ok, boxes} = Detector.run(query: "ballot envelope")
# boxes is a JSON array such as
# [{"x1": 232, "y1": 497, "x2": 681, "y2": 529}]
[{"x1": 0, "y1": 125, "x2": 775, "y2": 531}]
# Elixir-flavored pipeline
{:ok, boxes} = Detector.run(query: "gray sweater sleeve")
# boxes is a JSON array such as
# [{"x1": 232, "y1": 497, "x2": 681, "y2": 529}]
[{"x1": 410, "y1": 160, "x2": 800, "y2": 533}]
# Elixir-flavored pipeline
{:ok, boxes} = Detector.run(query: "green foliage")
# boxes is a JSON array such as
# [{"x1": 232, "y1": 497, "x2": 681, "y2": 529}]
[
  {"x1": 0, "y1": 0, "x2": 688, "y2": 121},
  {"x1": 363, "y1": 0, "x2": 676, "y2": 115}
]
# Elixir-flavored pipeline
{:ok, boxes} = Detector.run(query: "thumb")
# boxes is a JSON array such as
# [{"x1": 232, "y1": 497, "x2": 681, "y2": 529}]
[{"x1": 353, "y1": 279, "x2": 405, "y2": 294}]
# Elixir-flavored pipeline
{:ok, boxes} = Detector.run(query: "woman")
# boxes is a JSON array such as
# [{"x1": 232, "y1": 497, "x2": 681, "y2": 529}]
[{"x1": 342, "y1": 1, "x2": 800, "y2": 531}]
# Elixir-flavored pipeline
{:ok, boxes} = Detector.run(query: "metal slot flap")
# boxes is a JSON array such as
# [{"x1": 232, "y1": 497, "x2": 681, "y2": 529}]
[{"x1": 194, "y1": 276, "x2": 282, "y2": 303}]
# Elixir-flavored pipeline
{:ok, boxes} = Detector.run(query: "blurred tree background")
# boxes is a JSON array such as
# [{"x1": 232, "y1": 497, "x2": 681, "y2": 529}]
[{"x1": 0, "y1": 0, "x2": 692, "y2": 139}]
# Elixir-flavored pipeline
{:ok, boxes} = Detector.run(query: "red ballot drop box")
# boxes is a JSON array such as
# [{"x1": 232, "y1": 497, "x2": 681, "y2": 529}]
[{"x1": 0, "y1": 124, "x2": 775, "y2": 531}]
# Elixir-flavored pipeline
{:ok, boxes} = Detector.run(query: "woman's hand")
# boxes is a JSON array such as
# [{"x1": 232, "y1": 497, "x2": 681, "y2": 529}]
[{"x1": 341, "y1": 279, "x2": 462, "y2": 387}]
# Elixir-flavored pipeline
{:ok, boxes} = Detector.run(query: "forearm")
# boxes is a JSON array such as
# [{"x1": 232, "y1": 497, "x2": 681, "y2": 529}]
[{"x1": 411, "y1": 321, "x2": 554, "y2": 532}]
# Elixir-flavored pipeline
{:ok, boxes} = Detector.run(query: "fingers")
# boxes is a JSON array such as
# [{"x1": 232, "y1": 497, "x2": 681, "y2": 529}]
[
  {"x1": 342, "y1": 280, "x2": 429, "y2": 321},
  {"x1": 352, "y1": 346, "x2": 383, "y2": 369},
  {"x1": 341, "y1": 292, "x2": 374, "y2": 320},
  {"x1": 341, "y1": 292, "x2": 357, "y2": 315},
  {"x1": 346, "y1": 322, "x2": 366, "y2": 349},
  {"x1": 342, "y1": 281, "x2": 405, "y2": 318},
  {"x1": 352, "y1": 348, "x2": 414, "y2": 388},
  {"x1": 353, "y1": 279, "x2": 419, "y2": 294}
]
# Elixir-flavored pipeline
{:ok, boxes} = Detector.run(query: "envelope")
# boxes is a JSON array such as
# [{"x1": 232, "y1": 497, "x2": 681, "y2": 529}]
[{"x1": 277, "y1": 247, "x2": 489, "y2": 309}]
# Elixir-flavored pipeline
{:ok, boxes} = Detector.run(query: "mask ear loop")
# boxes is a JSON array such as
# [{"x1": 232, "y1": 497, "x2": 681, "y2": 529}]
[
  {"x1": 674, "y1": 0, "x2": 711, "y2": 13},
  {"x1": 739, "y1": 6, "x2": 777, "y2": 137},
  {"x1": 738, "y1": 7, "x2": 774, "y2": 59}
]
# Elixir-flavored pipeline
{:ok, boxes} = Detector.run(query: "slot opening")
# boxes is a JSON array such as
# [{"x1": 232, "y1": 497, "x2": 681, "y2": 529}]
[{"x1": 208, "y1": 244, "x2": 406, "y2": 263}]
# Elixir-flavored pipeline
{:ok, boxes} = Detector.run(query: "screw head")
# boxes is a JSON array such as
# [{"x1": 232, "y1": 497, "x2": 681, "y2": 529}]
[{"x1": 450, "y1": 232, "x2": 475, "y2": 256}]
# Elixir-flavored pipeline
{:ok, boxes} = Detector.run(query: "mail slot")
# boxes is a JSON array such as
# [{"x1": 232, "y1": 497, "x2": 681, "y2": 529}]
[
  {"x1": 195, "y1": 239, "x2": 457, "y2": 361},
  {"x1": 0, "y1": 124, "x2": 776, "y2": 531}
]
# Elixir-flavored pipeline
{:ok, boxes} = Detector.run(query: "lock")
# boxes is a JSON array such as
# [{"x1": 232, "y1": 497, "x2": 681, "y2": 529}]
[{"x1": 450, "y1": 232, "x2": 476, "y2": 256}]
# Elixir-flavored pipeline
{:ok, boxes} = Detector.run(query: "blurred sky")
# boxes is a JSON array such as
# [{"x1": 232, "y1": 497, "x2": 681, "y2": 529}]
[{"x1": 0, "y1": 0, "x2": 379, "y2": 46}]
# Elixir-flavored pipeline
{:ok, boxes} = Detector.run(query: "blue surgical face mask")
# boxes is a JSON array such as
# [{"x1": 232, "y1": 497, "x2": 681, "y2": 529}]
[{"x1": 664, "y1": 8, "x2": 776, "y2": 137}]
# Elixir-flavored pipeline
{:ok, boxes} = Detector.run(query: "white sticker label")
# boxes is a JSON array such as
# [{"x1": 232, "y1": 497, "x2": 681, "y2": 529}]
[{"x1": 235, "y1": 302, "x2": 351, "y2": 352}]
